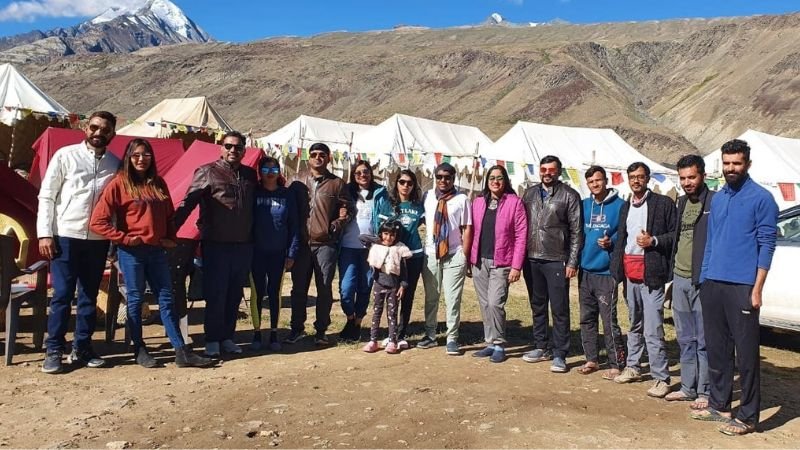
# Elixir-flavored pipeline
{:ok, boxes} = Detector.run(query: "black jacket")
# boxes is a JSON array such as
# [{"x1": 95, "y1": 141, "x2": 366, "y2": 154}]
[
  {"x1": 610, "y1": 191, "x2": 677, "y2": 288},
  {"x1": 671, "y1": 186, "x2": 715, "y2": 285},
  {"x1": 522, "y1": 181, "x2": 583, "y2": 267}
]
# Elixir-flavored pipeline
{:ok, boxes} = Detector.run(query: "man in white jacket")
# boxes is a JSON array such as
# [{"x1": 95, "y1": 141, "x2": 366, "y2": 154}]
[{"x1": 37, "y1": 111, "x2": 120, "y2": 374}]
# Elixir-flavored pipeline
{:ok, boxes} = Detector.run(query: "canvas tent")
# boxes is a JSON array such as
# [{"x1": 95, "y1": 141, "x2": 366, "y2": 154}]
[
  {"x1": 704, "y1": 129, "x2": 800, "y2": 210},
  {"x1": 485, "y1": 121, "x2": 677, "y2": 197},
  {"x1": 0, "y1": 63, "x2": 71, "y2": 170},
  {"x1": 117, "y1": 96, "x2": 232, "y2": 148},
  {"x1": 28, "y1": 127, "x2": 186, "y2": 189},
  {"x1": 256, "y1": 114, "x2": 373, "y2": 155}
]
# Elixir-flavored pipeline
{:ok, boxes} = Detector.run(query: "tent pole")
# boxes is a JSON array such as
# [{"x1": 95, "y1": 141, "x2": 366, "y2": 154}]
[{"x1": 7, "y1": 107, "x2": 18, "y2": 168}]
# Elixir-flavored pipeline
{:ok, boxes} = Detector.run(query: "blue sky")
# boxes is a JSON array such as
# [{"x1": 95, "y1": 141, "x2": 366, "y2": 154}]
[{"x1": 0, "y1": 0, "x2": 798, "y2": 41}]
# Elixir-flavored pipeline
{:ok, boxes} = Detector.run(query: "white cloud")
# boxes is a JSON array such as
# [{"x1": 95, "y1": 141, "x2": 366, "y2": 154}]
[{"x1": 0, "y1": 0, "x2": 144, "y2": 22}]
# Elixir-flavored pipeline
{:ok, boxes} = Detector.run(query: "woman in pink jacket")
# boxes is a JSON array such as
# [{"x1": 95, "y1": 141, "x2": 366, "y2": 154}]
[{"x1": 470, "y1": 165, "x2": 528, "y2": 363}]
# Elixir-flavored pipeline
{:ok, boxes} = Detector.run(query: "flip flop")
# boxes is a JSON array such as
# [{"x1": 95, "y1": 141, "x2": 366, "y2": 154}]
[
  {"x1": 719, "y1": 419, "x2": 756, "y2": 436},
  {"x1": 690, "y1": 407, "x2": 731, "y2": 423},
  {"x1": 601, "y1": 369, "x2": 620, "y2": 380},
  {"x1": 665, "y1": 391, "x2": 695, "y2": 402},
  {"x1": 578, "y1": 363, "x2": 599, "y2": 375},
  {"x1": 689, "y1": 397, "x2": 710, "y2": 410}
]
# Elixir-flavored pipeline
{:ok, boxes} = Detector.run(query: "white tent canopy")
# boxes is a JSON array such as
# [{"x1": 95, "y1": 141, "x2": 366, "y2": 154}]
[
  {"x1": 256, "y1": 114, "x2": 373, "y2": 155},
  {"x1": 485, "y1": 121, "x2": 677, "y2": 197},
  {"x1": 704, "y1": 129, "x2": 800, "y2": 209},
  {"x1": 117, "y1": 96, "x2": 232, "y2": 138},
  {"x1": 0, "y1": 63, "x2": 69, "y2": 126}
]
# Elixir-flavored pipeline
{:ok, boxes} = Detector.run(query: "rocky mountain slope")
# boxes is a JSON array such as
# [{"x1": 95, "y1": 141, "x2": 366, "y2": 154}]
[{"x1": 8, "y1": 12, "x2": 800, "y2": 164}]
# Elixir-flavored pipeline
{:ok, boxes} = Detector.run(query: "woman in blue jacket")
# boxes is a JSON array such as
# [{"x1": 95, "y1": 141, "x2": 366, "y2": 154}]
[{"x1": 251, "y1": 156, "x2": 299, "y2": 351}]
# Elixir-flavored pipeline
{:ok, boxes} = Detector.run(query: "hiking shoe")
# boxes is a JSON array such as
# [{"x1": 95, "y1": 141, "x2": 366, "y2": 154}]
[
  {"x1": 314, "y1": 331, "x2": 329, "y2": 346},
  {"x1": 204, "y1": 341, "x2": 220, "y2": 357},
  {"x1": 250, "y1": 331, "x2": 263, "y2": 351},
  {"x1": 221, "y1": 339, "x2": 242, "y2": 354},
  {"x1": 445, "y1": 341, "x2": 461, "y2": 356},
  {"x1": 397, "y1": 340, "x2": 409, "y2": 350},
  {"x1": 647, "y1": 380, "x2": 671, "y2": 398},
  {"x1": 68, "y1": 348, "x2": 106, "y2": 368},
  {"x1": 175, "y1": 346, "x2": 214, "y2": 368},
  {"x1": 473, "y1": 346, "x2": 495, "y2": 358},
  {"x1": 283, "y1": 330, "x2": 306, "y2": 344},
  {"x1": 490, "y1": 346, "x2": 506, "y2": 363},
  {"x1": 614, "y1": 366, "x2": 642, "y2": 384},
  {"x1": 416, "y1": 336, "x2": 437, "y2": 349},
  {"x1": 522, "y1": 348, "x2": 551, "y2": 363},
  {"x1": 339, "y1": 319, "x2": 356, "y2": 342},
  {"x1": 269, "y1": 333, "x2": 282, "y2": 352},
  {"x1": 362, "y1": 341, "x2": 379, "y2": 353},
  {"x1": 41, "y1": 350, "x2": 63, "y2": 374},
  {"x1": 135, "y1": 346, "x2": 158, "y2": 369},
  {"x1": 385, "y1": 342, "x2": 399, "y2": 354},
  {"x1": 550, "y1": 356, "x2": 568, "y2": 373}
]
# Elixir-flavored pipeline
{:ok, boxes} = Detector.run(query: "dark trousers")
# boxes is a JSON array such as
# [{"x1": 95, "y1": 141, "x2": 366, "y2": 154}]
[
  {"x1": 579, "y1": 271, "x2": 625, "y2": 368},
  {"x1": 46, "y1": 237, "x2": 109, "y2": 353},
  {"x1": 252, "y1": 249, "x2": 285, "y2": 330},
  {"x1": 700, "y1": 279, "x2": 761, "y2": 425},
  {"x1": 370, "y1": 284, "x2": 399, "y2": 342},
  {"x1": 397, "y1": 257, "x2": 424, "y2": 340},
  {"x1": 523, "y1": 258, "x2": 570, "y2": 359},
  {"x1": 202, "y1": 241, "x2": 252, "y2": 342},
  {"x1": 166, "y1": 238, "x2": 198, "y2": 319},
  {"x1": 289, "y1": 243, "x2": 337, "y2": 333}
]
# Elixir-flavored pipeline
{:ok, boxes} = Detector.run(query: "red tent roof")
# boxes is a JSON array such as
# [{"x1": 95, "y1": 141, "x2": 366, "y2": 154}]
[
  {"x1": 163, "y1": 140, "x2": 262, "y2": 240},
  {"x1": 28, "y1": 127, "x2": 186, "y2": 188},
  {"x1": 0, "y1": 164, "x2": 41, "y2": 264}
]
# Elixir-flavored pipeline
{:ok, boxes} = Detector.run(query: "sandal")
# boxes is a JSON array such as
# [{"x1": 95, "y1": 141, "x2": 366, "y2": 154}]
[
  {"x1": 601, "y1": 368, "x2": 620, "y2": 380},
  {"x1": 690, "y1": 407, "x2": 732, "y2": 423},
  {"x1": 577, "y1": 363, "x2": 598, "y2": 375},
  {"x1": 665, "y1": 391, "x2": 695, "y2": 402},
  {"x1": 689, "y1": 397, "x2": 709, "y2": 410},
  {"x1": 719, "y1": 419, "x2": 756, "y2": 436}
]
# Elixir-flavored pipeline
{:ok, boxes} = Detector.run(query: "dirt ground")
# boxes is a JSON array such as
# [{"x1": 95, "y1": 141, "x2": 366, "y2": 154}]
[{"x1": 1, "y1": 278, "x2": 799, "y2": 449}]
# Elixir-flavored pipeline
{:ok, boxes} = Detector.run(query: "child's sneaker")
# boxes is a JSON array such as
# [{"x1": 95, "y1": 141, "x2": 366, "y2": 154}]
[
  {"x1": 385, "y1": 342, "x2": 399, "y2": 354},
  {"x1": 397, "y1": 340, "x2": 409, "y2": 350},
  {"x1": 362, "y1": 341, "x2": 379, "y2": 353}
]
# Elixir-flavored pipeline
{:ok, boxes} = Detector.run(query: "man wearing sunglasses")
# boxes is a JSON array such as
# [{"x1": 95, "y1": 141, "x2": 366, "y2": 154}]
[
  {"x1": 38, "y1": 111, "x2": 121, "y2": 373},
  {"x1": 175, "y1": 131, "x2": 257, "y2": 357},
  {"x1": 284, "y1": 142, "x2": 353, "y2": 346},
  {"x1": 521, "y1": 155, "x2": 583, "y2": 373}
]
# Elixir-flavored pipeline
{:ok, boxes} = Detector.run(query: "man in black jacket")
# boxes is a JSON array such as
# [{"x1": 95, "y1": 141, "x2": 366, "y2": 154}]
[
  {"x1": 610, "y1": 162, "x2": 676, "y2": 398},
  {"x1": 665, "y1": 155, "x2": 714, "y2": 405},
  {"x1": 521, "y1": 155, "x2": 583, "y2": 373}
]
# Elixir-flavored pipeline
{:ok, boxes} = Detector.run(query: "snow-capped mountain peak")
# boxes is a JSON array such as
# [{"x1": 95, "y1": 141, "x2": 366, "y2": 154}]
[{"x1": 89, "y1": 0, "x2": 208, "y2": 40}]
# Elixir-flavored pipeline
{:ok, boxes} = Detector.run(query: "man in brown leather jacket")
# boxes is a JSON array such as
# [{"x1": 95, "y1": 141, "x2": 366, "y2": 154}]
[
  {"x1": 174, "y1": 131, "x2": 257, "y2": 357},
  {"x1": 283, "y1": 142, "x2": 352, "y2": 346}
]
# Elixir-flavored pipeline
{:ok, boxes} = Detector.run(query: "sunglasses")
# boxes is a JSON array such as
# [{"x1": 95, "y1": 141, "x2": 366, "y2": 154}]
[
  {"x1": 260, "y1": 167, "x2": 280, "y2": 174},
  {"x1": 487, "y1": 176, "x2": 505, "y2": 182},
  {"x1": 87, "y1": 124, "x2": 112, "y2": 134},
  {"x1": 223, "y1": 143, "x2": 245, "y2": 151},
  {"x1": 309, "y1": 151, "x2": 327, "y2": 159},
  {"x1": 539, "y1": 167, "x2": 559, "y2": 175},
  {"x1": 435, "y1": 174, "x2": 453, "y2": 181},
  {"x1": 130, "y1": 153, "x2": 153, "y2": 160},
  {"x1": 397, "y1": 179, "x2": 414, "y2": 186},
  {"x1": 354, "y1": 170, "x2": 371, "y2": 176}
]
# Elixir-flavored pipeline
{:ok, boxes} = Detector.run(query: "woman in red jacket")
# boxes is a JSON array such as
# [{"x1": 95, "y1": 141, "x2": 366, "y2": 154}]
[{"x1": 90, "y1": 138, "x2": 211, "y2": 368}]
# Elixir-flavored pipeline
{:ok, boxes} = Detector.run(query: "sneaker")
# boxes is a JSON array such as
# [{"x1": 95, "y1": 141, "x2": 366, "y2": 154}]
[
  {"x1": 362, "y1": 341, "x2": 379, "y2": 353},
  {"x1": 135, "y1": 346, "x2": 158, "y2": 369},
  {"x1": 221, "y1": 339, "x2": 242, "y2": 354},
  {"x1": 251, "y1": 331, "x2": 263, "y2": 351},
  {"x1": 204, "y1": 341, "x2": 220, "y2": 357},
  {"x1": 283, "y1": 330, "x2": 306, "y2": 344},
  {"x1": 416, "y1": 336, "x2": 438, "y2": 349},
  {"x1": 647, "y1": 380, "x2": 671, "y2": 398},
  {"x1": 314, "y1": 331, "x2": 329, "y2": 346},
  {"x1": 41, "y1": 350, "x2": 63, "y2": 374},
  {"x1": 397, "y1": 340, "x2": 409, "y2": 350},
  {"x1": 68, "y1": 348, "x2": 106, "y2": 368},
  {"x1": 269, "y1": 332, "x2": 281, "y2": 352},
  {"x1": 473, "y1": 346, "x2": 495, "y2": 358},
  {"x1": 550, "y1": 356, "x2": 568, "y2": 373},
  {"x1": 445, "y1": 341, "x2": 460, "y2": 356},
  {"x1": 490, "y1": 346, "x2": 506, "y2": 363},
  {"x1": 339, "y1": 320, "x2": 355, "y2": 342},
  {"x1": 522, "y1": 348, "x2": 551, "y2": 363},
  {"x1": 381, "y1": 337, "x2": 390, "y2": 349},
  {"x1": 614, "y1": 366, "x2": 642, "y2": 384},
  {"x1": 385, "y1": 342, "x2": 399, "y2": 354},
  {"x1": 175, "y1": 346, "x2": 214, "y2": 368}
]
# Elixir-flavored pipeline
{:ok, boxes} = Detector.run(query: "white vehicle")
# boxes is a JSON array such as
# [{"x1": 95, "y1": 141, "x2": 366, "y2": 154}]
[{"x1": 761, "y1": 205, "x2": 800, "y2": 332}]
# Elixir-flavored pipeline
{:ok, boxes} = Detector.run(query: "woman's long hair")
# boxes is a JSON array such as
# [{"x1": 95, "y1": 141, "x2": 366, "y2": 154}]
[
  {"x1": 347, "y1": 160, "x2": 380, "y2": 200},
  {"x1": 388, "y1": 169, "x2": 421, "y2": 216},
  {"x1": 481, "y1": 165, "x2": 515, "y2": 201},
  {"x1": 121, "y1": 138, "x2": 168, "y2": 201},
  {"x1": 259, "y1": 155, "x2": 286, "y2": 187}
]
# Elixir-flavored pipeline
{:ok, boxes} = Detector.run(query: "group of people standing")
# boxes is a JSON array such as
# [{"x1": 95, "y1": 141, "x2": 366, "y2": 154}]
[{"x1": 34, "y1": 111, "x2": 777, "y2": 436}]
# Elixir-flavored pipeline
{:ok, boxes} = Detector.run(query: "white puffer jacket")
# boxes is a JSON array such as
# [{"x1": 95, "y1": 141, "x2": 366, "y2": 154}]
[{"x1": 37, "y1": 142, "x2": 120, "y2": 240}]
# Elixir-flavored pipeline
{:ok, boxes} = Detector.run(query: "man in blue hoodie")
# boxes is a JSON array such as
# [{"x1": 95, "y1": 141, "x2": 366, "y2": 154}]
[
  {"x1": 577, "y1": 166, "x2": 626, "y2": 379},
  {"x1": 691, "y1": 139, "x2": 778, "y2": 436}
]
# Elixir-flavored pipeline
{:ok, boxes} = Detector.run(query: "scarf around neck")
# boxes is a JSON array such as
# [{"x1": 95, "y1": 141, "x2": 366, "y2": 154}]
[{"x1": 433, "y1": 187, "x2": 457, "y2": 259}]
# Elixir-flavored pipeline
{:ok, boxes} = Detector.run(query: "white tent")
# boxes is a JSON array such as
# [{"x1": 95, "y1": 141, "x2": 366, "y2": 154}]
[
  {"x1": 485, "y1": 121, "x2": 677, "y2": 197},
  {"x1": 704, "y1": 129, "x2": 800, "y2": 210},
  {"x1": 117, "y1": 96, "x2": 232, "y2": 138},
  {"x1": 0, "y1": 63, "x2": 70, "y2": 168},
  {"x1": 256, "y1": 114, "x2": 373, "y2": 155}
]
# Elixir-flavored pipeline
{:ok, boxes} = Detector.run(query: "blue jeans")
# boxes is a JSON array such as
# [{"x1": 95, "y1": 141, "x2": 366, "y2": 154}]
[
  {"x1": 338, "y1": 247, "x2": 372, "y2": 318},
  {"x1": 117, "y1": 245, "x2": 184, "y2": 349},
  {"x1": 672, "y1": 275, "x2": 709, "y2": 398},
  {"x1": 202, "y1": 241, "x2": 253, "y2": 342},
  {"x1": 46, "y1": 237, "x2": 109, "y2": 352},
  {"x1": 252, "y1": 249, "x2": 286, "y2": 329}
]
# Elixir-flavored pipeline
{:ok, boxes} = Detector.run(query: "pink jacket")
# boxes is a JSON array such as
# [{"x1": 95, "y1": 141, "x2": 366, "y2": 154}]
[{"x1": 470, "y1": 193, "x2": 528, "y2": 270}]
